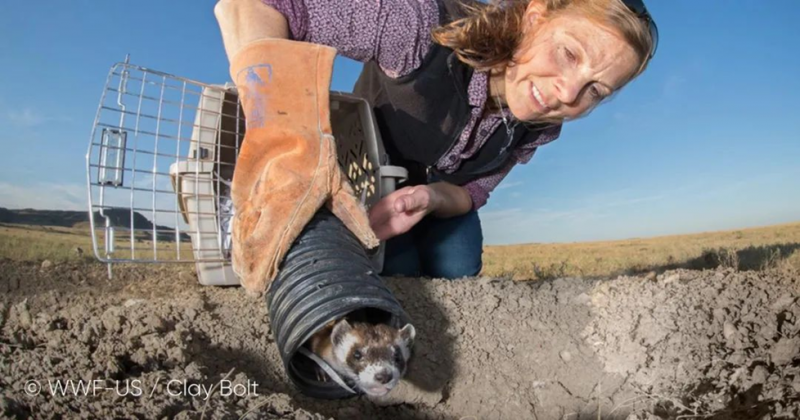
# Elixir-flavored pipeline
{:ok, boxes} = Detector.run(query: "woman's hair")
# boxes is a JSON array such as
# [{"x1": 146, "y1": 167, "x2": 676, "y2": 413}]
[{"x1": 432, "y1": 0, "x2": 654, "y2": 82}]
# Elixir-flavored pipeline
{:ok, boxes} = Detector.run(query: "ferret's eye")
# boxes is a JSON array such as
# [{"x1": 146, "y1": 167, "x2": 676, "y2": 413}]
[{"x1": 353, "y1": 350, "x2": 363, "y2": 360}]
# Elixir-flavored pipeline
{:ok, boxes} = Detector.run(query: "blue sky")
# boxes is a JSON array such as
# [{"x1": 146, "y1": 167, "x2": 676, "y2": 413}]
[{"x1": 0, "y1": 1, "x2": 797, "y2": 245}]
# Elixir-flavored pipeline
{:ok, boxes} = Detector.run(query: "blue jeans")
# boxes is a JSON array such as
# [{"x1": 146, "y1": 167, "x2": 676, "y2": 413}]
[{"x1": 380, "y1": 209, "x2": 483, "y2": 279}]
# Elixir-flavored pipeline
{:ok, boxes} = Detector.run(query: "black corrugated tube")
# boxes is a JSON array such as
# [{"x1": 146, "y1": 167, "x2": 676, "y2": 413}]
[{"x1": 266, "y1": 207, "x2": 411, "y2": 399}]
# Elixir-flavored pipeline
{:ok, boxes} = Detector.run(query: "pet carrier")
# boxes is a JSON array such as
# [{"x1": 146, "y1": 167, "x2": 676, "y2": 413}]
[{"x1": 85, "y1": 59, "x2": 408, "y2": 285}]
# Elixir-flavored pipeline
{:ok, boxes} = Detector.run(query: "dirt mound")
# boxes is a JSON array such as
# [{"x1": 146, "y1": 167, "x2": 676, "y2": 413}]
[{"x1": 1, "y1": 259, "x2": 798, "y2": 419}]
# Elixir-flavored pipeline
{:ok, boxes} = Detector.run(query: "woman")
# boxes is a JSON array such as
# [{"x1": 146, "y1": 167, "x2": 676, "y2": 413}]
[{"x1": 215, "y1": 0, "x2": 657, "y2": 288}]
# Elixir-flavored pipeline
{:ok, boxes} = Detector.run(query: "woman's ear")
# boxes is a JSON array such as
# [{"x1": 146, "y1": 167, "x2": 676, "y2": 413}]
[
  {"x1": 515, "y1": 0, "x2": 548, "y2": 63},
  {"x1": 525, "y1": 0, "x2": 547, "y2": 28}
]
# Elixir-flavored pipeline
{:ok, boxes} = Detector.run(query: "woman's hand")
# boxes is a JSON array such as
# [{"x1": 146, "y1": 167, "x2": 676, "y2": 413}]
[{"x1": 368, "y1": 185, "x2": 440, "y2": 241}]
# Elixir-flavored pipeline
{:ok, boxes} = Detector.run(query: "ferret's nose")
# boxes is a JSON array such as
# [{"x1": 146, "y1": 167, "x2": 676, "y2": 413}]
[{"x1": 375, "y1": 370, "x2": 393, "y2": 385}]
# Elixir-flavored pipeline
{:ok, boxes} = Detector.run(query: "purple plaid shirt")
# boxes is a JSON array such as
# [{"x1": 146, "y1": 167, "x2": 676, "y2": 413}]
[{"x1": 262, "y1": 0, "x2": 561, "y2": 210}]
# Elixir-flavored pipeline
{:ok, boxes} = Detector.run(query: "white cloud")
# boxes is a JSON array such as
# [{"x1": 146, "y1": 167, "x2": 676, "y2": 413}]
[
  {"x1": 6, "y1": 108, "x2": 72, "y2": 127},
  {"x1": 132, "y1": 173, "x2": 174, "y2": 191},
  {"x1": 481, "y1": 167, "x2": 800, "y2": 245},
  {"x1": 0, "y1": 180, "x2": 192, "y2": 232},
  {"x1": 0, "y1": 182, "x2": 85, "y2": 211},
  {"x1": 481, "y1": 205, "x2": 607, "y2": 244},
  {"x1": 579, "y1": 191, "x2": 667, "y2": 210},
  {"x1": 496, "y1": 181, "x2": 523, "y2": 190},
  {"x1": 480, "y1": 207, "x2": 523, "y2": 223},
  {"x1": 480, "y1": 189, "x2": 672, "y2": 244}
]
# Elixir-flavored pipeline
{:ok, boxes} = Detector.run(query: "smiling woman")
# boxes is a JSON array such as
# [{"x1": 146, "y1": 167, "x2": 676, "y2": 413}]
[
  {"x1": 434, "y1": 0, "x2": 655, "y2": 122},
  {"x1": 214, "y1": 0, "x2": 658, "y2": 280}
]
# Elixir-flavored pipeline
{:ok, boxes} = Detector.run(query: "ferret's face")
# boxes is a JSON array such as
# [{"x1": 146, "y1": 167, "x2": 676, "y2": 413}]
[{"x1": 331, "y1": 321, "x2": 415, "y2": 397}]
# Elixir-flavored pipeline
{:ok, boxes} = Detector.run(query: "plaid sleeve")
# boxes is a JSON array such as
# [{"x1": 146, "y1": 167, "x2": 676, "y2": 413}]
[{"x1": 262, "y1": 0, "x2": 439, "y2": 78}]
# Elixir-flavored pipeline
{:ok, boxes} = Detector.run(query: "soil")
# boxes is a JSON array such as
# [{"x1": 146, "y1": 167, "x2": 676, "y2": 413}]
[{"x1": 1, "y1": 259, "x2": 799, "y2": 419}]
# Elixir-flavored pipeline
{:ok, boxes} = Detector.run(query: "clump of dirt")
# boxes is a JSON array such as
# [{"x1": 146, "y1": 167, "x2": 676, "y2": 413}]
[
  {"x1": 1, "y1": 258, "x2": 798, "y2": 419},
  {"x1": 585, "y1": 270, "x2": 800, "y2": 419}
]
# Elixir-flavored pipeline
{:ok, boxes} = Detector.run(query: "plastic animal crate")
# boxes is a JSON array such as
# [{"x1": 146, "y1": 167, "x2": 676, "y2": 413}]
[{"x1": 86, "y1": 60, "x2": 407, "y2": 285}]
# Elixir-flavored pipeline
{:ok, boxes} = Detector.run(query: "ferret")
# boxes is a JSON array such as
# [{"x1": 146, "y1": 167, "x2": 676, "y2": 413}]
[{"x1": 309, "y1": 318, "x2": 416, "y2": 397}]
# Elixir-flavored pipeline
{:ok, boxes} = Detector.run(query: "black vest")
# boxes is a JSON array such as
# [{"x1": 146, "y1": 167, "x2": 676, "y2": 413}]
[{"x1": 352, "y1": 1, "x2": 555, "y2": 186}]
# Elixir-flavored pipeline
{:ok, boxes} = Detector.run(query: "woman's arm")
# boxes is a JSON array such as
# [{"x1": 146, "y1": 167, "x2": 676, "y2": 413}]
[
  {"x1": 428, "y1": 181, "x2": 473, "y2": 218},
  {"x1": 219, "y1": 0, "x2": 439, "y2": 79},
  {"x1": 214, "y1": 0, "x2": 289, "y2": 60}
]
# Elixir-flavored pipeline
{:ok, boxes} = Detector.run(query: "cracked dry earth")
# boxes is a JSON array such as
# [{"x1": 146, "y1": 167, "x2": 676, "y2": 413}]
[{"x1": 1, "y1": 259, "x2": 799, "y2": 419}]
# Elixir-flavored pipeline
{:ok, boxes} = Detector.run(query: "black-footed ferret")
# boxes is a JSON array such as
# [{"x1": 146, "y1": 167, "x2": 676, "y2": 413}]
[{"x1": 309, "y1": 319, "x2": 415, "y2": 396}]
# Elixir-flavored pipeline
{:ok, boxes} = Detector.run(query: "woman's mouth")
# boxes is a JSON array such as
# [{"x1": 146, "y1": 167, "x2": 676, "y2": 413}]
[{"x1": 529, "y1": 82, "x2": 551, "y2": 114}]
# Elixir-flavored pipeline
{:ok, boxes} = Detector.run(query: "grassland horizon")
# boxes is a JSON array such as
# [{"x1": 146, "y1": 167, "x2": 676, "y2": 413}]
[{"x1": 1, "y1": 219, "x2": 798, "y2": 282}]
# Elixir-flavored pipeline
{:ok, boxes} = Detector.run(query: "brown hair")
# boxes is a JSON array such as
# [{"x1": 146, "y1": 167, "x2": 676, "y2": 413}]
[{"x1": 432, "y1": 0, "x2": 654, "y2": 83}]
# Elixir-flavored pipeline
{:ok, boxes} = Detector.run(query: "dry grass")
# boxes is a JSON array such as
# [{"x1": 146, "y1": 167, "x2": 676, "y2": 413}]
[
  {"x1": 2, "y1": 221, "x2": 799, "y2": 280},
  {"x1": 482, "y1": 221, "x2": 800, "y2": 281},
  {"x1": 0, "y1": 223, "x2": 195, "y2": 263}
]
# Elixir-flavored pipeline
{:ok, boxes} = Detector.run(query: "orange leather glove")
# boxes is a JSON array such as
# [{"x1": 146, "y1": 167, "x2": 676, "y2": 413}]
[{"x1": 229, "y1": 39, "x2": 379, "y2": 293}]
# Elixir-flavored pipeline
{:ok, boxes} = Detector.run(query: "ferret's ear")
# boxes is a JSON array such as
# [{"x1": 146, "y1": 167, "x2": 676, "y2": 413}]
[
  {"x1": 331, "y1": 320, "x2": 353, "y2": 347},
  {"x1": 399, "y1": 324, "x2": 416, "y2": 346}
]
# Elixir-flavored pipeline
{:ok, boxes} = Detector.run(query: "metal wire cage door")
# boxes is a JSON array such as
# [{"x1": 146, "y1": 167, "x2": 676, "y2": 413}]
[{"x1": 86, "y1": 61, "x2": 406, "y2": 285}]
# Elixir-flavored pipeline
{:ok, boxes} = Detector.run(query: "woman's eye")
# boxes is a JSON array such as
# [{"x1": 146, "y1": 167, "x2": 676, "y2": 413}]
[
  {"x1": 564, "y1": 47, "x2": 577, "y2": 64},
  {"x1": 590, "y1": 86, "x2": 602, "y2": 100}
]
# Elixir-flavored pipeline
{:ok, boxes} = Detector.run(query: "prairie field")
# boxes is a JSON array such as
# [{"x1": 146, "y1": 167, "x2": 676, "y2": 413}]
[
  {"x1": 482, "y1": 221, "x2": 800, "y2": 280},
  {"x1": 0, "y1": 223, "x2": 195, "y2": 263},
  {"x1": 3, "y1": 220, "x2": 799, "y2": 278}
]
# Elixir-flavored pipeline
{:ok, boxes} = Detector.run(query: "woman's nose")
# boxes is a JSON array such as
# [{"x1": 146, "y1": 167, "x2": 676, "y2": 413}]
[{"x1": 553, "y1": 75, "x2": 585, "y2": 106}]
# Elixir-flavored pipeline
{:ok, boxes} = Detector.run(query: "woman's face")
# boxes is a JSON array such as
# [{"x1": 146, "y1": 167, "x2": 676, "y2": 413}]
[{"x1": 502, "y1": 5, "x2": 640, "y2": 122}]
